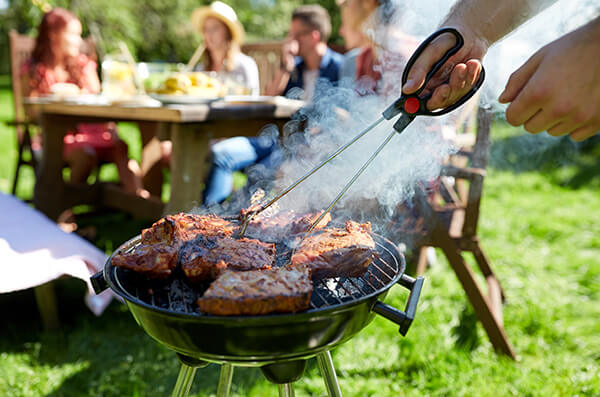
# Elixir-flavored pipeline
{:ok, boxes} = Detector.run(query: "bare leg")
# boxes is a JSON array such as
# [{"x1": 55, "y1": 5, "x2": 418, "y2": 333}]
[
  {"x1": 66, "y1": 147, "x2": 97, "y2": 184},
  {"x1": 60, "y1": 147, "x2": 97, "y2": 232},
  {"x1": 111, "y1": 139, "x2": 150, "y2": 198}
]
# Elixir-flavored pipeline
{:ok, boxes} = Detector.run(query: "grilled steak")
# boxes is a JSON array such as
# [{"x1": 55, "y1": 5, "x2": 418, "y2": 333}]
[
  {"x1": 112, "y1": 243, "x2": 178, "y2": 279},
  {"x1": 114, "y1": 213, "x2": 236, "y2": 279},
  {"x1": 180, "y1": 235, "x2": 275, "y2": 282},
  {"x1": 197, "y1": 264, "x2": 313, "y2": 315},
  {"x1": 141, "y1": 213, "x2": 237, "y2": 248},
  {"x1": 291, "y1": 220, "x2": 375, "y2": 280},
  {"x1": 244, "y1": 210, "x2": 332, "y2": 241}
]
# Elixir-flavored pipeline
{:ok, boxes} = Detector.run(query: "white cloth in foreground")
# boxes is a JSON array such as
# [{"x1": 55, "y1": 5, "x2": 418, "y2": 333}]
[{"x1": 0, "y1": 193, "x2": 114, "y2": 315}]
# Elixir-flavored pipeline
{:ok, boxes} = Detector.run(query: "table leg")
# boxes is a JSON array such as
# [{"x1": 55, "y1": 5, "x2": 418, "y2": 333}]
[
  {"x1": 139, "y1": 121, "x2": 166, "y2": 198},
  {"x1": 34, "y1": 282, "x2": 59, "y2": 330},
  {"x1": 34, "y1": 114, "x2": 74, "y2": 220},
  {"x1": 165, "y1": 123, "x2": 213, "y2": 214}
]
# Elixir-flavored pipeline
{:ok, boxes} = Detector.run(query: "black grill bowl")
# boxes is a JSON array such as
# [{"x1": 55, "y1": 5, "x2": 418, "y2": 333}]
[{"x1": 92, "y1": 233, "x2": 423, "y2": 366}]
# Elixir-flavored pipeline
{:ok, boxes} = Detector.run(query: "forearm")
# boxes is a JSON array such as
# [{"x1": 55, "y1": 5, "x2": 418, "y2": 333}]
[
  {"x1": 265, "y1": 69, "x2": 290, "y2": 96},
  {"x1": 81, "y1": 63, "x2": 101, "y2": 94},
  {"x1": 442, "y1": 0, "x2": 559, "y2": 46}
]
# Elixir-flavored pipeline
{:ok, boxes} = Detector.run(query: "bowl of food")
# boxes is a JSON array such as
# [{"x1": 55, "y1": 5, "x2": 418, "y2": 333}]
[{"x1": 148, "y1": 71, "x2": 227, "y2": 104}]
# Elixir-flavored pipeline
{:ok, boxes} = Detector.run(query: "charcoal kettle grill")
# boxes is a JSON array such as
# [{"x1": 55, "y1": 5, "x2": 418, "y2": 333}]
[
  {"x1": 90, "y1": 26, "x2": 487, "y2": 396},
  {"x1": 92, "y1": 232, "x2": 423, "y2": 397}
]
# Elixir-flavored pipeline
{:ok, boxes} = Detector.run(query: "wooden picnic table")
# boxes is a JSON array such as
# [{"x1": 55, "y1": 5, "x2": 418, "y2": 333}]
[{"x1": 25, "y1": 97, "x2": 304, "y2": 221}]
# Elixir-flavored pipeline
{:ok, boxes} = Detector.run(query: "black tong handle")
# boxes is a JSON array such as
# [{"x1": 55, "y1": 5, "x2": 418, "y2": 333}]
[
  {"x1": 383, "y1": 27, "x2": 485, "y2": 120},
  {"x1": 373, "y1": 274, "x2": 425, "y2": 336}
]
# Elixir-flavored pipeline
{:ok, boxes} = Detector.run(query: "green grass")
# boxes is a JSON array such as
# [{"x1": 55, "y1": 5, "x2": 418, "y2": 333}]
[{"x1": 0, "y1": 77, "x2": 599, "y2": 396}]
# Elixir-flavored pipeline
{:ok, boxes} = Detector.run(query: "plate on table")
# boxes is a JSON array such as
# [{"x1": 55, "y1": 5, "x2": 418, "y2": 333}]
[
  {"x1": 58, "y1": 94, "x2": 110, "y2": 105},
  {"x1": 148, "y1": 93, "x2": 220, "y2": 105},
  {"x1": 223, "y1": 95, "x2": 277, "y2": 104},
  {"x1": 110, "y1": 95, "x2": 162, "y2": 107}
]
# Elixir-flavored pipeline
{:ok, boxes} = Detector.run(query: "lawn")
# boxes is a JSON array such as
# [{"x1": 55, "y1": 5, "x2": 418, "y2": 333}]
[{"x1": 0, "y1": 75, "x2": 599, "y2": 396}]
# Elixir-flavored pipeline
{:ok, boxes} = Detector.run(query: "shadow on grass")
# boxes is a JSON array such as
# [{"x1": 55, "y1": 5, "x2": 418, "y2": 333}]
[
  {"x1": 73, "y1": 209, "x2": 155, "y2": 254},
  {"x1": 489, "y1": 132, "x2": 600, "y2": 189},
  {"x1": 0, "y1": 278, "x2": 268, "y2": 396},
  {"x1": 451, "y1": 304, "x2": 480, "y2": 351}
]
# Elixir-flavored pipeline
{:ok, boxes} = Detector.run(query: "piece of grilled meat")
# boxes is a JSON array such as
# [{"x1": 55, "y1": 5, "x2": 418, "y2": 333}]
[
  {"x1": 180, "y1": 235, "x2": 276, "y2": 282},
  {"x1": 112, "y1": 243, "x2": 178, "y2": 279},
  {"x1": 113, "y1": 213, "x2": 236, "y2": 279},
  {"x1": 244, "y1": 210, "x2": 332, "y2": 241},
  {"x1": 197, "y1": 264, "x2": 313, "y2": 315},
  {"x1": 291, "y1": 220, "x2": 375, "y2": 280},
  {"x1": 141, "y1": 213, "x2": 237, "y2": 248}
]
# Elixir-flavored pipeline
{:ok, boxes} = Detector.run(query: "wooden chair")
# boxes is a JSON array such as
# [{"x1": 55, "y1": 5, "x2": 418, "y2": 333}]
[
  {"x1": 8, "y1": 30, "x2": 99, "y2": 196},
  {"x1": 8, "y1": 32, "x2": 59, "y2": 328},
  {"x1": 241, "y1": 41, "x2": 283, "y2": 95},
  {"x1": 8, "y1": 30, "x2": 38, "y2": 196},
  {"x1": 386, "y1": 105, "x2": 516, "y2": 359},
  {"x1": 7, "y1": 31, "x2": 145, "y2": 330}
]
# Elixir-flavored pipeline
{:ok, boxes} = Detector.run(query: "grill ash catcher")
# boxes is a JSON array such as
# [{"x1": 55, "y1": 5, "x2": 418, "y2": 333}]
[{"x1": 91, "y1": 28, "x2": 484, "y2": 397}]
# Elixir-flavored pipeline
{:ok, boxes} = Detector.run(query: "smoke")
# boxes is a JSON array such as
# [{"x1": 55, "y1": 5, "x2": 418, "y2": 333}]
[
  {"x1": 272, "y1": 90, "x2": 456, "y2": 214},
  {"x1": 207, "y1": 0, "x2": 599, "y2": 241}
]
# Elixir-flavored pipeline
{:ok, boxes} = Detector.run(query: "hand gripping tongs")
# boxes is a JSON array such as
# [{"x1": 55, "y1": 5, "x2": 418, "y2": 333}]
[{"x1": 239, "y1": 27, "x2": 485, "y2": 238}]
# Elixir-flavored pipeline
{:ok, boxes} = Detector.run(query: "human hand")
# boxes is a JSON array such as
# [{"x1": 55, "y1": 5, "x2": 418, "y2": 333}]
[
  {"x1": 498, "y1": 19, "x2": 600, "y2": 141},
  {"x1": 402, "y1": 25, "x2": 488, "y2": 111},
  {"x1": 280, "y1": 38, "x2": 298, "y2": 73}
]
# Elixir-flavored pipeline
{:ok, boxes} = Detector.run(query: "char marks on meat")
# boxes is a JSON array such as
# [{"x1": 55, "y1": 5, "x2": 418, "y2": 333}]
[
  {"x1": 291, "y1": 220, "x2": 375, "y2": 280},
  {"x1": 113, "y1": 213, "x2": 237, "y2": 279},
  {"x1": 197, "y1": 264, "x2": 313, "y2": 315},
  {"x1": 112, "y1": 243, "x2": 178, "y2": 279},
  {"x1": 244, "y1": 210, "x2": 332, "y2": 241},
  {"x1": 180, "y1": 235, "x2": 275, "y2": 282},
  {"x1": 141, "y1": 213, "x2": 237, "y2": 248}
]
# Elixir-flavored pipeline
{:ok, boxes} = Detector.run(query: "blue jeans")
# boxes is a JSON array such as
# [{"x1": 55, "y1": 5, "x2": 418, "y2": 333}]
[{"x1": 203, "y1": 136, "x2": 282, "y2": 205}]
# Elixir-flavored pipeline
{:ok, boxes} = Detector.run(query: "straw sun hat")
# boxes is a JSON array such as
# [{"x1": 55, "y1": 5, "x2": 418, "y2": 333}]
[{"x1": 191, "y1": 1, "x2": 245, "y2": 45}]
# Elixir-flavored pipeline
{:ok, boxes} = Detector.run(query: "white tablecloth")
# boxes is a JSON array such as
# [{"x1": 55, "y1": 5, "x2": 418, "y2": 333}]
[{"x1": 0, "y1": 193, "x2": 114, "y2": 315}]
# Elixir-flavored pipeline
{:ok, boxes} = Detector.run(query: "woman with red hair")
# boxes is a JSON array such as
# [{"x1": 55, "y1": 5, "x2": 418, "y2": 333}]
[{"x1": 22, "y1": 7, "x2": 146, "y2": 197}]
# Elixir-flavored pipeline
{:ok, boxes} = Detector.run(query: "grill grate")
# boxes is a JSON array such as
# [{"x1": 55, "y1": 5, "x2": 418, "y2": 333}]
[{"x1": 110, "y1": 235, "x2": 401, "y2": 316}]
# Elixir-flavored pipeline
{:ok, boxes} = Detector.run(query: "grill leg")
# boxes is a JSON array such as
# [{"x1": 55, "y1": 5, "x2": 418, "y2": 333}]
[
  {"x1": 171, "y1": 363, "x2": 197, "y2": 397},
  {"x1": 216, "y1": 364, "x2": 234, "y2": 397},
  {"x1": 317, "y1": 351, "x2": 342, "y2": 397},
  {"x1": 278, "y1": 384, "x2": 295, "y2": 397}
]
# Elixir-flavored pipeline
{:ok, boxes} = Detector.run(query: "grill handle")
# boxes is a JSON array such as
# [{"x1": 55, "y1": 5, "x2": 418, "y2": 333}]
[
  {"x1": 90, "y1": 271, "x2": 109, "y2": 294},
  {"x1": 372, "y1": 274, "x2": 424, "y2": 336}
]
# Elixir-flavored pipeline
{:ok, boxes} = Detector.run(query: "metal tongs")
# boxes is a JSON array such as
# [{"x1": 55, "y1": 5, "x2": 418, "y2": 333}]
[{"x1": 239, "y1": 28, "x2": 485, "y2": 238}]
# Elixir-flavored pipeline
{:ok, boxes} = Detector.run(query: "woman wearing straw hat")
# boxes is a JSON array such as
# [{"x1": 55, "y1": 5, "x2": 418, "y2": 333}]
[
  {"x1": 142, "y1": 2, "x2": 260, "y2": 200},
  {"x1": 191, "y1": 1, "x2": 259, "y2": 95}
]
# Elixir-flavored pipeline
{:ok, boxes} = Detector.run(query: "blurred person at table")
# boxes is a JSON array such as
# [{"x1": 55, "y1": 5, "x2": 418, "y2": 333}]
[
  {"x1": 338, "y1": 0, "x2": 371, "y2": 85},
  {"x1": 337, "y1": 0, "x2": 472, "y2": 141},
  {"x1": 336, "y1": 0, "x2": 417, "y2": 97},
  {"x1": 191, "y1": 1, "x2": 259, "y2": 95},
  {"x1": 202, "y1": 5, "x2": 344, "y2": 206},
  {"x1": 21, "y1": 7, "x2": 148, "y2": 201},
  {"x1": 265, "y1": 5, "x2": 344, "y2": 100},
  {"x1": 140, "y1": 1, "x2": 260, "y2": 198}
]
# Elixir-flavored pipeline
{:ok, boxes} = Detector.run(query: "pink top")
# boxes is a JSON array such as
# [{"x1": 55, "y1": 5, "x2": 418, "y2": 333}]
[
  {"x1": 21, "y1": 54, "x2": 99, "y2": 96},
  {"x1": 22, "y1": 54, "x2": 118, "y2": 160},
  {"x1": 355, "y1": 46, "x2": 381, "y2": 95},
  {"x1": 354, "y1": 30, "x2": 418, "y2": 98}
]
